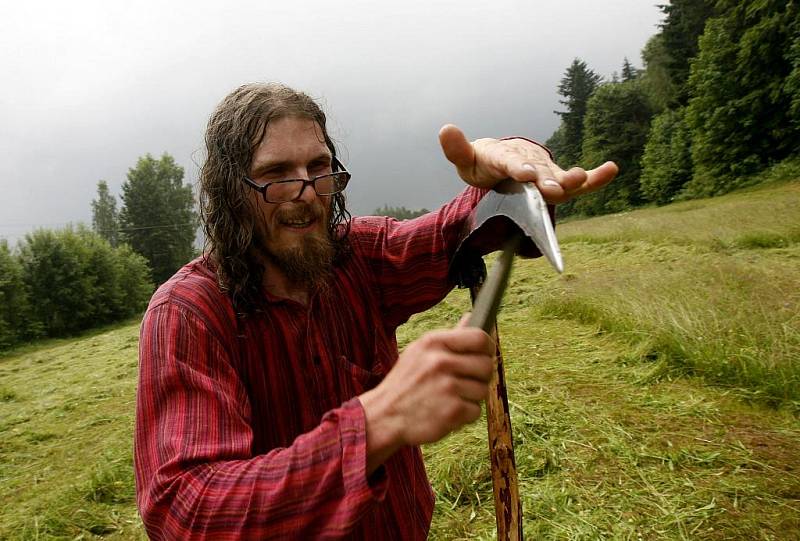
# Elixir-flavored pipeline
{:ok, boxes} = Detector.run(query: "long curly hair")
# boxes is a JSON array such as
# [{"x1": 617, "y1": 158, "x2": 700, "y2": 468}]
[{"x1": 199, "y1": 83, "x2": 351, "y2": 313}]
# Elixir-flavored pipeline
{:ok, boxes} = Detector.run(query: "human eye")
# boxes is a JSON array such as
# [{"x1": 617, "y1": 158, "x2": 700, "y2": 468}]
[
  {"x1": 250, "y1": 168, "x2": 283, "y2": 187},
  {"x1": 309, "y1": 158, "x2": 332, "y2": 175}
]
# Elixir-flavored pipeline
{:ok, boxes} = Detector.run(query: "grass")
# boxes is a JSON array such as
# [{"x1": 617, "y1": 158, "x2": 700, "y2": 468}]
[
  {"x1": 1, "y1": 181, "x2": 799, "y2": 539},
  {"x1": 547, "y1": 181, "x2": 800, "y2": 408},
  {"x1": 0, "y1": 320, "x2": 146, "y2": 540}
]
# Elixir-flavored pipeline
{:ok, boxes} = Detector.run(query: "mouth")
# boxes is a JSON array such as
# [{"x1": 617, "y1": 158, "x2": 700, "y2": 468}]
[{"x1": 277, "y1": 210, "x2": 321, "y2": 232}]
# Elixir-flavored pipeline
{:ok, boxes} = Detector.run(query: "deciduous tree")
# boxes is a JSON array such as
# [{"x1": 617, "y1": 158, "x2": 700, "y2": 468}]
[
  {"x1": 640, "y1": 107, "x2": 693, "y2": 204},
  {"x1": 576, "y1": 81, "x2": 654, "y2": 215},
  {"x1": 684, "y1": 1, "x2": 800, "y2": 196},
  {"x1": 0, "y1": 241, "x2": 35, "y2": 349},
  {"x1": 372, "y1": 205, "x2": 429, "y2": 220},
  {"x1": 119, "y1": 153, "x2": 197, "y2": 284}
]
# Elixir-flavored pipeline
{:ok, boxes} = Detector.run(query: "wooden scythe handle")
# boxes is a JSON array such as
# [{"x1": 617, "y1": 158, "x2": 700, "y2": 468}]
[{"x1": 466, "y1": 236, "x2": 523, "y2": 540}]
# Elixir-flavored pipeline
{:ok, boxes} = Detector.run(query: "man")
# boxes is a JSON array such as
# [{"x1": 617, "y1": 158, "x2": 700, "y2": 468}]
[{"x1": 134, "y1": 83, "x2": 616, "y2": 540}]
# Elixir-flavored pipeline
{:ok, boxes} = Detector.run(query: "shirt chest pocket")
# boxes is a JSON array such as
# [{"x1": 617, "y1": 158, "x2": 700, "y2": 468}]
[{"x1": 334, "y1": 354, "x2": 387, "y2": 397}]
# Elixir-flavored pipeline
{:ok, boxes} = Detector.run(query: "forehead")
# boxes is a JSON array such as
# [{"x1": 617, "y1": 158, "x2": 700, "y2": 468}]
[{"x1": 253, "y1": 116, "x2": 329, "y2": 163}]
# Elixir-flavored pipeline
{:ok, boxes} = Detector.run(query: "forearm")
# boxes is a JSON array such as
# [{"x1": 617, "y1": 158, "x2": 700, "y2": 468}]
[{"x1": 137, "y1": 399, "x2": 386, "y2": 540}]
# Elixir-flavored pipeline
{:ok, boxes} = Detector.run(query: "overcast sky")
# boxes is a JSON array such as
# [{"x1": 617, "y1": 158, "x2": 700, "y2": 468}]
[{"x1": 0, "y1": 1, "x2": 663, "y2": 246}]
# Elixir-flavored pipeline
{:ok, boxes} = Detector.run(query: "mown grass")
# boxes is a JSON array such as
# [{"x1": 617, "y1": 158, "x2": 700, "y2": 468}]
[
  {"x1": 1, "y1": 181, "x2": 798, "y2": 539},
  {"x1": 0, "y1": 320, "x2": 146, "y2": 540},
  {"x1": 547, "y1": 181, "x2": 800, "y2": 408}
]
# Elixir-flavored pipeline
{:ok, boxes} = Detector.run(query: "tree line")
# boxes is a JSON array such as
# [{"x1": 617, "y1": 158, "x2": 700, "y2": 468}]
[
  {"x1": 371, "y1": 204, "x2": 430, "y2": 220},
  {"x1": 0, "y1": 153, "x2": 197, "y2": 350},
  {"x1": 547, "y1": 0, "x2": 800, "y2": 216}
]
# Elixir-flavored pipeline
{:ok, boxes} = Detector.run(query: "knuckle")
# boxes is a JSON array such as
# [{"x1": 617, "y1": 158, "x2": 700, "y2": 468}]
[
  {"x1": 466, "y1": 404, "x2": 481, "y2": 423},
  {"x1": 443, "y1": 402, "x2": 462, "y2": 425},
  {"x1": 430, "y1": 352, "x2": 450, "y2": 373},
  {"x1": 440, "y1": 377, "x2": 458, "y2": 396}
]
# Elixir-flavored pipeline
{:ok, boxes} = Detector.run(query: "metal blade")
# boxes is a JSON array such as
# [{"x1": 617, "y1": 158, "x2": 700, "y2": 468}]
[{"x1": 477, "y1": 179, "x2": 563, "y2": 273}]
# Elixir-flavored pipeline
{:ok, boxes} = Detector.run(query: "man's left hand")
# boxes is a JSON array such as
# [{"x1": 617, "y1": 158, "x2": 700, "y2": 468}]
[{"x1": 439, "y1": 124, "x2": 618, "y2": 205}]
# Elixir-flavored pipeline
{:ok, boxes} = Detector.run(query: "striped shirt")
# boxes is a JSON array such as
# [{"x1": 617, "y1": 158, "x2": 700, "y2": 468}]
[{"x1": 134, "y1": 187, "x2": 486, "y2": 539}]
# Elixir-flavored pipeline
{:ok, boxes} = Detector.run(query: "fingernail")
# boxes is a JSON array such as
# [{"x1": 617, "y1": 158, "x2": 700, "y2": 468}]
[
  {"x1": 542, "y1": 179, "x2": 560, "y2": 188},
  {"x1": 522, "y1": 163, "x2": 536, "y2": 172}
]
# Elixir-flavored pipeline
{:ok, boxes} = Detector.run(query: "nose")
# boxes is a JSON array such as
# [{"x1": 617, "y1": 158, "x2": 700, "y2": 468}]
[{"x1": 296, "y1": 177, "x2": 318, "y2": 203}]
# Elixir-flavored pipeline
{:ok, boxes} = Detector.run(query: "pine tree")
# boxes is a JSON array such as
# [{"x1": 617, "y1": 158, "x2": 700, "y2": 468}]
[
  {"x1": 621, "y1": 58, "x2": 638, "y2": 82},
  {"x1": 658, "y1": 0, "x2": 717, "y2": 104},
  {"x1": 91, "y1": 180, "x2": 119, "y2": 246},
  {"x1": 119, "y1": 153, "x2": 197, "y2": 284},
  {"x1": 553, "y1": 59, "x2": 603, "y2": 168}
]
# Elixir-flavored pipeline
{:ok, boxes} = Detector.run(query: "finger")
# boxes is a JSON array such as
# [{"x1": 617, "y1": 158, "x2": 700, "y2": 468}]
[
  {"x1": 459, "y1": 401, "x2": 482, "y2": 425},
  {"x1": 457, "y1": 313, "x2": 471, "y2": 328},
  {"x1": 438, "y1": 124, "x2": 475, "y2": 172},
  {"x1": 536, "y1": 167, "x2": 590, "y2": 204},
  {"x1": 558, "y1": 167, "x2": 590, "y2": 192},
  {"x1": 525, "y1": 163, "x2": 565, "y2": 201},
  {"x1": 435, "y1": 327, "x2": 496, "y2": 357},
  {"x1": 582, "y1": 161, "x2": 619, "y2": 193},
  {"x1": 432, "y1": 352, "x2": 494, "y2": 384},
  {"x1": 453, "y1": 376, "x2": 490, "y2": 402}
]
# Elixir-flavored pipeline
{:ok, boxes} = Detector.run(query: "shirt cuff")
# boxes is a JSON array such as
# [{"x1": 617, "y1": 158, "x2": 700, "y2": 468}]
[{"x1": 337, "y1": 397, "x2": 389, "y2": 502}]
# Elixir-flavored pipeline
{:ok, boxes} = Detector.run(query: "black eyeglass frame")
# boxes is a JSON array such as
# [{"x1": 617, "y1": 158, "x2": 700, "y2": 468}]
[{"x1": 243, "y1": 156, "x2": 351, "y2": 203}]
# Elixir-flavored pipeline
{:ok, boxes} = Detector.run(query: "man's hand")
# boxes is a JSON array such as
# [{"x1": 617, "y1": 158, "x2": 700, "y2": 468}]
[
  {"x1": 359, "y1": 324, "x2": 495, "y2": 474},
  {"x1": 439, "y1": 123, "x2": 618, "y2": 205}
]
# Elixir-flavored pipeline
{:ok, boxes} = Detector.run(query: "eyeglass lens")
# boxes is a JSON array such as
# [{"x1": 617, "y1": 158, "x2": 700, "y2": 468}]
[{"x1": 266, "y1": 173, "x2": 348, "y2": 202}]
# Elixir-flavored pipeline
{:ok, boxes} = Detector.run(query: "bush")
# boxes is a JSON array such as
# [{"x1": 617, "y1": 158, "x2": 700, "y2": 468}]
[
  {"x1": 0, "y1": 241, "x2": 36, "y2": 349},
  {"x1": 17, "y1": 227, "x2": 153, "y2": 339}
]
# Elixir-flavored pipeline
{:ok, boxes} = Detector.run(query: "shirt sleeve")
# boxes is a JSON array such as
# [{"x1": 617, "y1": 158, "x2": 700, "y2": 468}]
[
  {"x1": 134, "y1": 301, "x2": 388, "y2": 540},
  {"x1": 350, "y1": 186, "x2": 487, "y2": 329}
]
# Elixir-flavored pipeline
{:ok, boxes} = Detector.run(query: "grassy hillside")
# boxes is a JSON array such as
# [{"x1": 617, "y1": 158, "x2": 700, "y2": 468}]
[{"x1": 1, "y1": 181, "x2": 798, "y2": 539}]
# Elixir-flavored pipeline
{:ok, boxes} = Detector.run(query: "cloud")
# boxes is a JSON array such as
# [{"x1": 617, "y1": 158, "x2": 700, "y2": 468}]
[{"x1": 0, "y1": 0, "x2": 662, "y2": 244}]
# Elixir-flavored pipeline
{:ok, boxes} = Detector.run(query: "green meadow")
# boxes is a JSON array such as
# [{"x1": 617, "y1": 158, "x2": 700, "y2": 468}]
[{"x1": 1, "y1": 181, "x2": 799, "y2": 539}]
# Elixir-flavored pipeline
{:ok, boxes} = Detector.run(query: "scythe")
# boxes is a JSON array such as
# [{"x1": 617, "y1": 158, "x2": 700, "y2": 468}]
[{"x1": 450, "y1": 179, "x2": 563, "y2": 540}]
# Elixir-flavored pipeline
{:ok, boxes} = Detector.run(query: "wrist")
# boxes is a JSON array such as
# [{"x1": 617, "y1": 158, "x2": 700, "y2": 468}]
[{"x1": 359, "y1": 388, "x2": 404, "y2": 474}]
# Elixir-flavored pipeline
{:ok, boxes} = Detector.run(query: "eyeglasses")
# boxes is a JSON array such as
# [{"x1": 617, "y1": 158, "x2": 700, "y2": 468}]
[{"x1": 243, "y1": 156, "x2": 351, "y2": 203}]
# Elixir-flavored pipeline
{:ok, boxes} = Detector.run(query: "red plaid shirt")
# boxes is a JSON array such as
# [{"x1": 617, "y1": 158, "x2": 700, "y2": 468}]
[{"x1": 134, "y1": 187, "x2": 486, "y2": 540}]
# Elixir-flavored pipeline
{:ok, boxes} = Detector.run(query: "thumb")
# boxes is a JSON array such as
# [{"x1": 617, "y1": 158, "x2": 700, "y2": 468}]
[
  {"x1": 457, "y1": 312, "x2": 472, "y2": 328},
  {"x1": 439, "y1": 124, "x2": 475, "y2": 171}
]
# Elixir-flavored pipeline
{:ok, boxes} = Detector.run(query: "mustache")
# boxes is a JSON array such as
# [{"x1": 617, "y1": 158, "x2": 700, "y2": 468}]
[{"x1": 274, "y1": 202, "x2": 324, "y2": 223}]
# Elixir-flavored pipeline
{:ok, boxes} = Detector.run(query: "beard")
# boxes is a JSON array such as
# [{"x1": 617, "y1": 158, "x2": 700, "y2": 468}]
[{"x1": 257, "y1": 201, "x2": 335, "y2": 292}]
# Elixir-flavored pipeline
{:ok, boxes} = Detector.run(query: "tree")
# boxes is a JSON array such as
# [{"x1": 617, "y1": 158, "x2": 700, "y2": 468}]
[
  {"x1": 684, "y1": 1, "x2": 800, "y2": 197},
  {"x1": 18, "y1": 227, "x2": 153, "y2": 337},
  {"x1": 553, "y1": 59, "x2": 603, "y2": 168},
  {"x1": 0, "y1": 241, "x2": 35, "y2": 349},
  {"x1": 119, "y1": 153, "x2": 197, "y2": 284},
  {"x1": 621, "y1": 58, "x2": 639, "y2": 82},
  {"x1": 372, "y1": 205, "x2": 429, "y2": 220},
  {"x1": 91, "y1": 180, "x2": 119, "y2": 246},
  {"x1": 640, "y1": 107, "x2": 693, "y2": 204},
  {"x1": 640, "y1": 34, "x2": 676, "y2": 113},
  {"x1": 657, "y1": 0, "x2": 717, "y2": 104},
  {"x1": 575, "y1": 80, "x2": 654, "y2": 215}
]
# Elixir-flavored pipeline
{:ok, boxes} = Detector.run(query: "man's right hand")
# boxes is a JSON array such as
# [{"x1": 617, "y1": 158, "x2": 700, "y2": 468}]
[{"x1": 359, "y1": 325, "x2": 495, "y2": 474}]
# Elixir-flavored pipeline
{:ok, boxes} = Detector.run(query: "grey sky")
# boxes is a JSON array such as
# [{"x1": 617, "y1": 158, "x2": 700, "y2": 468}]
[{"x1": 0, "y1": 1, "x2": 663, "y2": 246}]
